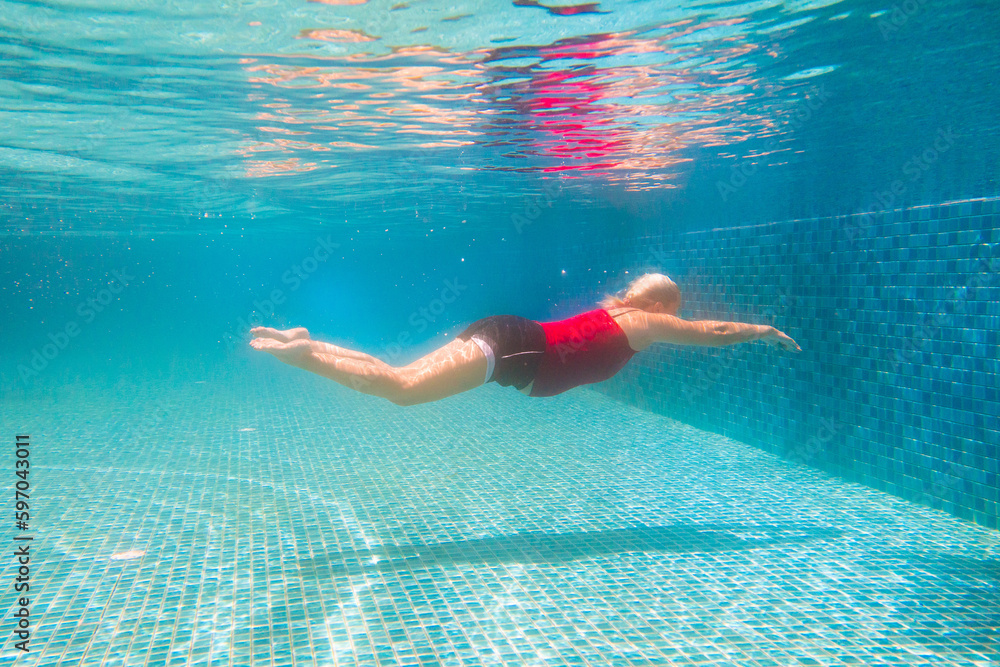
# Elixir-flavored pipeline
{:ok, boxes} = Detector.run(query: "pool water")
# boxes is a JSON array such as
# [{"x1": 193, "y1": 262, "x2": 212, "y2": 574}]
[
  {"x1": 3, "y1": 357, "x2": 999, "y2": 665},
  {"x1": 3, "y1": 0, "x2": 999, "y2": 664}
]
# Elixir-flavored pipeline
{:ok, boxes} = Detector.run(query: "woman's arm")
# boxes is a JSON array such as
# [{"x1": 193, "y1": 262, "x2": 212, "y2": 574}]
[{"x1": 640, "y1": 313, "x2": 800, "y2": 351}]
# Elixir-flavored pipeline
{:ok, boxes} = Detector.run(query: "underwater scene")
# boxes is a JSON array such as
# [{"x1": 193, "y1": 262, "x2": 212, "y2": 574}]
[{"x1": 2, "y1": 0, "x2": 999, "y2": 665}]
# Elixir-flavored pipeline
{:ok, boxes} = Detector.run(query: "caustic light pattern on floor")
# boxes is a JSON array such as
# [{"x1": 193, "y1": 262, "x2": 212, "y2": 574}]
[{"x1": 1, "y1": 359, "x2": 998, "y2": 666}]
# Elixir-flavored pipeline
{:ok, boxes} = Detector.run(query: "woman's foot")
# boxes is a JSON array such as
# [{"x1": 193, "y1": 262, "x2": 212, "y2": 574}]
[
  {"x1": 250, "y1": 326, "x2": 310, "y2": 343},
  {"x1": 250, "y1": 337, "x2": 312, "y2": 362}
]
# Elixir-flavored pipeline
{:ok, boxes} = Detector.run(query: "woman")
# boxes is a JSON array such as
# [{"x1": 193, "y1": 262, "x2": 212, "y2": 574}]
[{"x1": 250, "y1": 273, "x2": 800, "y2": 406}]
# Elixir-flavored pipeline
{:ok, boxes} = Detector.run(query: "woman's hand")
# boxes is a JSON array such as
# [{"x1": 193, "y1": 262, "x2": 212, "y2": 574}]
[{"x1": 763, "y1": 327, "x2": 801, "y2": 352}]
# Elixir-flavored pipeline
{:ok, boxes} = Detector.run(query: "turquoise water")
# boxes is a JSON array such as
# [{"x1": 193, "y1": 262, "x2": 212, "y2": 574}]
[
  {"x1": 5, "y1": 361, "x2": 1000, "y2": 665},
  {"x1": 3, "y1": 0, "x2": 997, "y2": 234},
  {"x1": 3, "y1": 0, "x2": 1000, "y2": 665}
]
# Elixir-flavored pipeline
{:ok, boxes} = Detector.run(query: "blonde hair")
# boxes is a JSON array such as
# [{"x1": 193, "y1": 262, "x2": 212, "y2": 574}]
[{"x1": 600, "y1": 273, "x2": 681, "y2": 312}]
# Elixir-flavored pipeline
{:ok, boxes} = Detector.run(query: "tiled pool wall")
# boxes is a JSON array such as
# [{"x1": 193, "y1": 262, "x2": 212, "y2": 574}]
[{"x1": 553, "y1": 198, "x2": 1000, "y2": 532}]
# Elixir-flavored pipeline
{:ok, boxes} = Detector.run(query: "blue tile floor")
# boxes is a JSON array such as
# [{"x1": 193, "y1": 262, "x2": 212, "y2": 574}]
[{"x1": 1, "y1": 354, "x2": 998, "y2": 666}]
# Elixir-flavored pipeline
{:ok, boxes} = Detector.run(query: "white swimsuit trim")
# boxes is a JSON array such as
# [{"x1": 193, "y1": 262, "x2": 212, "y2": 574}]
[{"x1": 470, "y1": 335, "x2": 495, "y2": 384}]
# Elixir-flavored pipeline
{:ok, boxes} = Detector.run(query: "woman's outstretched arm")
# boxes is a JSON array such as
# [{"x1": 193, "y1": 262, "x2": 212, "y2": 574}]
[
  {"x1": 251, "y1": 326, "x2": 386, "y2": 364},
  {"x1": 636, "y1": 313, "x2": 800, "y2": 351}
]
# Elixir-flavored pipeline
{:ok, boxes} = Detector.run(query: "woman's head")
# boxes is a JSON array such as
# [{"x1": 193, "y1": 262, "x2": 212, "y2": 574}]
[{"x1": 601, "y1": 273, "x2": 681, "y2": 314}]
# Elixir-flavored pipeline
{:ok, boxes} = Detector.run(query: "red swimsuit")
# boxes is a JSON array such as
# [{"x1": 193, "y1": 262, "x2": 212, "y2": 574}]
[{"x1": 529, "y1": 309, "x2": 638, "y2": 397}]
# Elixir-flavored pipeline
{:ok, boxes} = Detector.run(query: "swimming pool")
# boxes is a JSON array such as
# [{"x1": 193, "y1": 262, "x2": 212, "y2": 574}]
[
  {"x1": 3, "y1": 358, "x2": 999, "y2": 665},
  {"x1": 2, "y1": 0, "x2": 999, "y2": 664}
]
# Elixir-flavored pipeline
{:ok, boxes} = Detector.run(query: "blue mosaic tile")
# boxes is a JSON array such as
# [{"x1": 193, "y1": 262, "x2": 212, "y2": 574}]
[
  {"x1": 1, "y1": 354, "x2": 998, "y2": 665},
  {"x1": 564, "y1": 197, "x2": 1000, "y2": 533}
]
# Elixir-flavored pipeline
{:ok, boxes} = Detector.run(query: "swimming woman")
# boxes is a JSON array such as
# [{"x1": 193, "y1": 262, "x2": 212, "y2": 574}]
[{"x1": 250, "y1": 273, "x2": 800, "y2": 406}]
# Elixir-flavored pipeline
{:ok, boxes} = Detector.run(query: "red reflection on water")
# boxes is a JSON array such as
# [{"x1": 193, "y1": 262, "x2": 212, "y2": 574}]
[
  {"x1": 236, "y1": 17, "x2": 772, "y2": 190},
  {"x1": 475, "y1": 21, "x2": 769, "y2": 186}
]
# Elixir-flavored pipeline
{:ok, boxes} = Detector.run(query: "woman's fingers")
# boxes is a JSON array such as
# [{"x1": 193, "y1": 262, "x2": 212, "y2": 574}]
[
  {"x1": 779, "y1": 332, "x2": 801, "y2": 352},
  {"x1": 768, "y1": 329, "x2": 801, "y2": 352}
]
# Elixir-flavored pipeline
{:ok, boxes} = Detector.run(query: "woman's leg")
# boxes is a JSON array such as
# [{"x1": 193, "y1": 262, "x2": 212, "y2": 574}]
[{"x1": 250, "y1": 335, "x2": 487, "y2": 406}]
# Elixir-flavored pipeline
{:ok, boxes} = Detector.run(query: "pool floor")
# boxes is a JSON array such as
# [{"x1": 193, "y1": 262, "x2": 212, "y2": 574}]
[{"x1": 1, "y1": 353, "x2": 998, "y2": 666}]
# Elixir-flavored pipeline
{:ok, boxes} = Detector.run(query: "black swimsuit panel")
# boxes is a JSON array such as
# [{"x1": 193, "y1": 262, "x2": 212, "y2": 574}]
[{"x1": 456, "y1": 315, "x2": 546, "y2": 390}]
